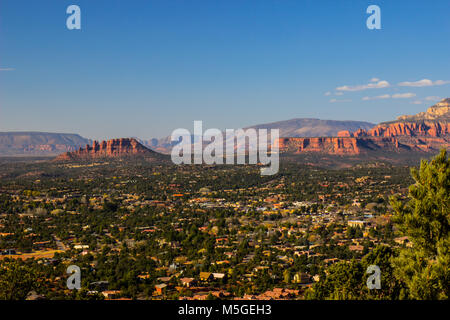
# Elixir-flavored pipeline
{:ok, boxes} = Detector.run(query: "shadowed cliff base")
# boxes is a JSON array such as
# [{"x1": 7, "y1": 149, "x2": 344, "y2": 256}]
[{"x1": 54, "y1": 138, "x2": 170, "y2": 163}]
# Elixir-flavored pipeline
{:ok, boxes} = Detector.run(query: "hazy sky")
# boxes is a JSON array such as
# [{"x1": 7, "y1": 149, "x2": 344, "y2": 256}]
[{"x1": 1, "y1": 0, "x2": 449, "y2": 140}]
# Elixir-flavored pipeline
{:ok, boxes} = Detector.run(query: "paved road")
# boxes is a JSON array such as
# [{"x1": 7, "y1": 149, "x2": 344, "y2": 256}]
[{"x1": 53, "y1": 236, "x2": 68, "y2": 251}]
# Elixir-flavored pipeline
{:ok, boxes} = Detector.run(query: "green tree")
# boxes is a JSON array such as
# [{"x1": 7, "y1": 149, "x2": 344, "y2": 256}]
[
  {"x1": 0, "y1": 261, "x2": 39, "y2": 300},
  {"x1": 390, "y1": 149, "x2": 449, "y2": 299},
  {"x1": 307, "y1": 245, "x2": 403, "y2": 300},
  {"x1": 307, "y1": 260, "x2": 365, "y2": 300},
  {"x1": 360, "y1": 245, "x2": 403, "y2": 300}
]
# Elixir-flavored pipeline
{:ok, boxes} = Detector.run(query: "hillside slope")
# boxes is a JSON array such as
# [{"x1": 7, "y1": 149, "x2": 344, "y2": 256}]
[{"x1": 0, "y1": 132, "x2": 91, "y2": 156}]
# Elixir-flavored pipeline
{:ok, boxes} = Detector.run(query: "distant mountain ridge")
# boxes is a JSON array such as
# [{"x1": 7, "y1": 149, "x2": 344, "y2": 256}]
[
  {"x1": 143, "y1": 119, "x2": 375, "y2": 154},
  {"x1": 247, "y1": 118, "x2": 375, "y2": 137},
  {"x1": 6, "y1": 99, "x2": 449, "y2": 159},
  {"x1": 0, "y1": 132, "x2": 91, "y2": 156}
]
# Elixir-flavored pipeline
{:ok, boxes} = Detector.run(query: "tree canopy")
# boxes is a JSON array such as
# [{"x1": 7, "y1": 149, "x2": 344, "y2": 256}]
[{"x1": 391, "y1": 148, "x2": 449, "y2": 299}]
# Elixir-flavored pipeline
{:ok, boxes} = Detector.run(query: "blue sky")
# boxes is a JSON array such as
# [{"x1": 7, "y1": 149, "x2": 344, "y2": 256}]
[{"x1": 1, "y1": 0, "x2": 449, "y2": 140}]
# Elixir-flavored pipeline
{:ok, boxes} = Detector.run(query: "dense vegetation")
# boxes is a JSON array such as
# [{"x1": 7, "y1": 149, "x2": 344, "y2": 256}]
[{"x1": 0, "y1": 151, "x2": 446, "y2": 300}]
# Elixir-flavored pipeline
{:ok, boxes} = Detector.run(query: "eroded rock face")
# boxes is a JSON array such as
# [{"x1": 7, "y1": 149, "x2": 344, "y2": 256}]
[
  {"x1": 56, "y1": 138, "x2": 158, "y2": 160},
  {"x1": 280, "y1": 99, "x2": 450, "y2": 155},
  {"x1": 347, "y1": 121, "x2": 450, "y2": 138},
  {"x1": 397, "y1": 98, "x2": 450, "y2": 121},
  {"x1": 279, "y1": 137, "x2": 361, "y2": 154},
  {"x1": 279, "y1": 136, "x2": 409, "y2": 154}
]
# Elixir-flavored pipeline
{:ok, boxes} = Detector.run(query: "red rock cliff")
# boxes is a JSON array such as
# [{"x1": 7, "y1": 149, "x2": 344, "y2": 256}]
[
  {"x1": 279, "y1": 137, "x2": 361, "y2": 154},
  {"x1": 280, "y1": 98, "x2": 450, "y2": 155},
  {"x1": 56, "y1": 138, "x2": 157, "y2": 160},
  {"x1": 342, "y1": 121, "x2": 450, "y2": 138}
]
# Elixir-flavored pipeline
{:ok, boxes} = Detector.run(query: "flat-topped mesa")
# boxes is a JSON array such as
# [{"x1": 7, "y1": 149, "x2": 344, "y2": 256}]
[
  {"x1": 279, "y1": 137, "x2": 362, "y2": 154},
  {"x1": 278, "y1": 136, "x2": 406, "y2": 155},
  {"x1": 55, "y1": 138, "x2": 157, "y2": 160}
]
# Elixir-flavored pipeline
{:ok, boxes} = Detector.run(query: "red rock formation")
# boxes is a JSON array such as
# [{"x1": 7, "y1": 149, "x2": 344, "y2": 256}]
[
  {"x1": 56, "y1": 138, "x2": 160, "y2": 161},
  {"x1": 280, "y1": 99, "x2": 450, "y2": 155},
  {"x1": 279, "y1": 137, "x2": 361, "y2": 154},
  {"x1": 366, "y1": 121, "x2": 450, "y2": 137},
  {"x1": 337, "y1": 130, "x2": 351, "y2": 137}
]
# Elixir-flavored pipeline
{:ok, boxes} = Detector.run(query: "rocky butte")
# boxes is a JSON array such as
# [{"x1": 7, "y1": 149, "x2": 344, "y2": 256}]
[
  {"x1": 55, "y1": 138, "x2": 165, "y2": 161},
  {"x1": 279, "y1": 98, "x2": 450, "y2": 155}
]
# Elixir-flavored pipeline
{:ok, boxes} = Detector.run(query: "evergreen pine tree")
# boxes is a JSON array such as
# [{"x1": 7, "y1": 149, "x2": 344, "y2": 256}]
[{"x1": 390, "y1": 149, "x2": 449, "y2": 299}]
